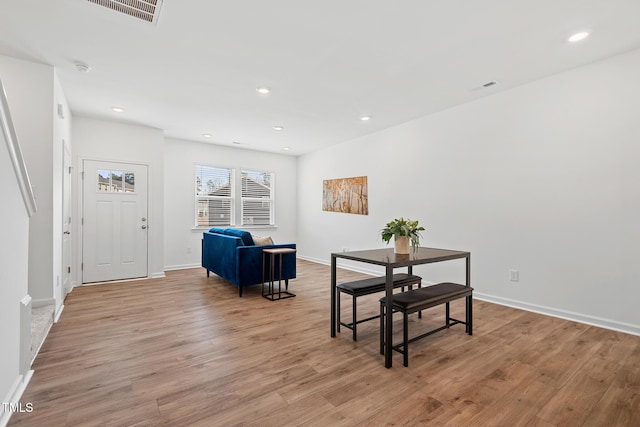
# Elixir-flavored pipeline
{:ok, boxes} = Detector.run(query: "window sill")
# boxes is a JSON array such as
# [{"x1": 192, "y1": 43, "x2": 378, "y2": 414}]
[{"x1": 191, "y1": 225, "x2": 278, "y2": 232}]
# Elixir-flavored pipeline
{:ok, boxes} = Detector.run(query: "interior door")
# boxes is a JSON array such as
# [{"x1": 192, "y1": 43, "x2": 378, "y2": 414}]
[
  {"x1": 61, "y1": 141, "x2": 71, "y2": 297},
  {"x1": 82, "y1": 160, "x2": 148, "y2": 283}
]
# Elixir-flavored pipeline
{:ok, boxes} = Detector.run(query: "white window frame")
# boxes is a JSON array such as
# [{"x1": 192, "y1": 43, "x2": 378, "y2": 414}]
[
  {"x1": 195, "y1": 164, "x2": 235, "y2": 227},
  {"x1": 240, "y1": 169, "x2": 275, "y2": 226}
]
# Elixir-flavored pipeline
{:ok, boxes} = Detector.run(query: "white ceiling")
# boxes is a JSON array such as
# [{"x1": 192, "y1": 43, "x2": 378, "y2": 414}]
[{"x1": 1, "y1": 1, "x2": 640, "y2": 156}]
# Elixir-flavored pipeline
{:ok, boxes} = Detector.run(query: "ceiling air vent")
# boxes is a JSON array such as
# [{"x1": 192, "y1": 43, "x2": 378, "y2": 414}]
[{"x1": 87, "y1": 0, "x2": 164, "y2": 25}]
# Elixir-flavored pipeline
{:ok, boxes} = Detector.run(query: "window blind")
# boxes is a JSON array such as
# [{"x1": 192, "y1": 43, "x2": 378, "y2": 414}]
[
  {"x1": 195, "y1": 165, "x2": 234, "y2": 226},
  {"x1": 241, "y1": 170, "x2": 273, "y2": 226}
]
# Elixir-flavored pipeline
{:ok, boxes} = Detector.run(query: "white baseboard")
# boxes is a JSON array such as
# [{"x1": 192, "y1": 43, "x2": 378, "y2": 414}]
[
  {"x1": 150, "y1": 271, "x2": 166, "y2": 279},
  {"x1": 298, "y1": 255, "x2": 382, "y2": 277},
  {"x1": 0, "y1": 370, "x2": 34, "y2": 427},
  {"x1": 475, "y1": 292, "x2": 640, "y2": 337},
  {"x1": 296, "y1": 255, "x2": 326, "y2": 265},
  {"x1": 54, "y1": 304, "x2": 64, "y2": 323},
  {"x1": 31, "y1": 298, "x2": 55, "y2": 308},
  {"x1": 164, "y1": 263, "x2": 201, "y2": 271},
  {"x1": 65, "y1": 281, "x2": 76, "y2": 296}
]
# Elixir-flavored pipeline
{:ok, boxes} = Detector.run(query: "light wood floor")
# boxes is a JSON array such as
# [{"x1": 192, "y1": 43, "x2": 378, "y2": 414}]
[{"x1": 9, "y1": 260, "x2": 639, "y2": 426}]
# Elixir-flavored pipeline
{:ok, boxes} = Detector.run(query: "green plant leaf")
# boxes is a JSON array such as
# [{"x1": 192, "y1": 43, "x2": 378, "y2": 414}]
[{"x1": 379, "y1": 217, "x2": 425, "y2": 248}]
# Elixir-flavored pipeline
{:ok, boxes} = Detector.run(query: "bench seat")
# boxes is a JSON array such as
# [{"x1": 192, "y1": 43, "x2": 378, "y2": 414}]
[
  {"x1": 337, "y1": 273, "x2": 422, "y2": 341},
  {"x1": 380, "y1": 282, "x2": 473, "y2": 366}
]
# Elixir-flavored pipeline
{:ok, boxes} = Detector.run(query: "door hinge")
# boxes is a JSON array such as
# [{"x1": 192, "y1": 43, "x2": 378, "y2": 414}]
[
  {"x1": 67, "y1": 266, "x2": 71, "y2": 274},
  {"x1": 81, "y1": 171, "x2": 84, "y2": 179},
  {"x1": 68, "y1": 166, "x2": 72, "y2": 174},
  {"x1": 81, "y1": 263, "x2": 83, "y2": 270},
  {"x1": 81, "y1": 218, "x2": 84, "y2": 225}
]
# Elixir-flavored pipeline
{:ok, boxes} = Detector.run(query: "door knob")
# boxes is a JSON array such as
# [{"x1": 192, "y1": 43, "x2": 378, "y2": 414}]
[
  {"x1": 64, "y1": 231, "x2": 71, "y2": 235},
  {"x1": 141, "y1": 225, "x2": 147, "y2": 230}
]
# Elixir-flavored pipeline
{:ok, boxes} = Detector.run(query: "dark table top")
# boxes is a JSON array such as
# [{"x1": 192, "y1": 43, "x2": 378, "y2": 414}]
[{"x1": 331, "y1": 247, "x2": 469, "y2": 268}]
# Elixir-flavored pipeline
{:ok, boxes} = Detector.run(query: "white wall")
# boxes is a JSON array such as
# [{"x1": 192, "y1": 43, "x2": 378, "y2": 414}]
[
  {"x1": 0, "y1": 125, "x2": 31, "y2": 427},
  {"x1": 164, "y1": 138, "x2": 298, "y2": 270},
  {"x1": 0, "y1": 55, "x2": 56, "y2": 309},
  {"x1": 298, "y1": 48, "x2": 640, "y2": 334},
  {"x1": 52, "y1": 71, "x2": 72, "y2": 316},
  {"x1": 0, "y1": 70, "x2": 34, "y2": 426}
]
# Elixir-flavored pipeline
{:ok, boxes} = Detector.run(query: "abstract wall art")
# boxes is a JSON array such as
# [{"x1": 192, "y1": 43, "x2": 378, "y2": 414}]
[{"x1": 322, "y1": 176, "x2": 368, "y2": 215}]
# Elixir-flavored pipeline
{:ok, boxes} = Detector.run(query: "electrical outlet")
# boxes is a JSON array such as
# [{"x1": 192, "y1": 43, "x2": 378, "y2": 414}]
[
  {"x1": 187, "y1": 247, "x2": 192, "y2": 254},
  {"x1": 509, "y1": 269, "x2": 519, "y2": 282}
]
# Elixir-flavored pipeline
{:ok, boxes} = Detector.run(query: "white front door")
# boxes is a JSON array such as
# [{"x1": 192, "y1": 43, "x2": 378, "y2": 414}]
[{"x1": 82, "y1": 160, "x2": 148, "y2": 283}]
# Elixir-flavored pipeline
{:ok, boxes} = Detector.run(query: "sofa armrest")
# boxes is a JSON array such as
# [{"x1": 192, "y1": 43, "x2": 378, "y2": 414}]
[
  {"x1": 202, "y1": 232, "x2": 242, "y2": 284},
  {"x1": 236, "y1": 243, "x2": 296, "y2": 286}
]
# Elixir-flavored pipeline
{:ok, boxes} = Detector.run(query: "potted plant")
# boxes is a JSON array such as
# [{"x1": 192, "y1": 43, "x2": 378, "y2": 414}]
[{"x1": 380, "y1": 217, "x2": 425, "y2": 254}]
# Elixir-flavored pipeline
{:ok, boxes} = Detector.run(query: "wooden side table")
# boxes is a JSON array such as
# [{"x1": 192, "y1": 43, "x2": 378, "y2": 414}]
[{"x1": 262, "y1": 248, "x2": 296, "y2": 301}]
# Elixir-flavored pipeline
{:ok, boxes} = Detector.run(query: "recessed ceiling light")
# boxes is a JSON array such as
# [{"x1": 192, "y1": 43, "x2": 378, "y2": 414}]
[
  {"x1": 232, "y1": 141, "x2": 241, "y2": 145},
  {"x1": 273, "y1": 125, "x2": 284, "y2": 131},
  {"x1": 360, "y1": 115, "x2": 371, "y2": 121},
  {"x1": 283, "y1": 147, "x2": 290, "y2": 151},
  {"x1": 111, "y1": 107, "x2": 124, "y2": 113},
  {"x1": 256, "y1": 87, "x2": 271, "y2": 94},
  {"x1": 202, "y1": 134, "x2": 212, "y2": 138},
  {"x1": 568, "y1": 31, "x2": 590, "y2": 43}
]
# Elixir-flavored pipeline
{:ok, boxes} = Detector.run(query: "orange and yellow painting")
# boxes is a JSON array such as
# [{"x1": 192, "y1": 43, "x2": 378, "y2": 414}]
[{"x1": 322, "y1": 176, "x2": 368, "y2": 215}]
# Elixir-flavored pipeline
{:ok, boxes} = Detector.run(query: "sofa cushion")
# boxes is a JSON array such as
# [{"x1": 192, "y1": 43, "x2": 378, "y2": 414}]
[
  {"x1": 223, "y1": 228, "x2": 255, "y2": 246},
  {"x1": 208, "y1": 227, "x2": 226, "y2": 234},
  {"x1": 252, "y1": 235, "x2": 274, "y2": 246}
]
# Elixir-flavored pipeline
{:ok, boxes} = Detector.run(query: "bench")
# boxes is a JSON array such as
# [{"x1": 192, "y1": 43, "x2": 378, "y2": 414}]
[
  {"x1": 337, "y1": 273, "x2": 422, "y2": 341},
  {"x1": 379, "y1": 282, "x2": 473, "y2": 367}
]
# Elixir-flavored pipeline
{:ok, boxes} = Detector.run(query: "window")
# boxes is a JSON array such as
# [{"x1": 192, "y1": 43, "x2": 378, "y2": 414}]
[
  {"x1": 98, "y1": 169, "x2": 135, "y2": 193},
  {"x1": 195, "y1": 165, "x2": 234, "y2": 227},
  {"x1": 195, "y1": 165, "x2": 275, "y2": 227},
  {"x1": 241, "y1": 170, "x2": 274, "y2": 226}
]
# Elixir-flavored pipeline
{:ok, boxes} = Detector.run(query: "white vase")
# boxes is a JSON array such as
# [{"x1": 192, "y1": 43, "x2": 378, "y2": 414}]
[{"x1": 394, "y1": 236, "x2": 410, "y2": 254}]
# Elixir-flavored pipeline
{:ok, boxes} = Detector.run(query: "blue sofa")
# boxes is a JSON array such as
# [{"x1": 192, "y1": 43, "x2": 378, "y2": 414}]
[{"x1": 201, "y1": 228, "x2": 296, "y2": 296}]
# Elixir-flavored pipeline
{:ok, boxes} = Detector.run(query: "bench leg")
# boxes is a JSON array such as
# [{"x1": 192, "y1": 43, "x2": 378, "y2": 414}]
[
  {"x1": 445, "y1": 302, "x2": 450, "y2": 327},
  {"x1": 206, "y1": 269, "x2": 210, "y2": 277},
  {"x1": 403, "y1": 310, "x2": 409, "y2": 367},
  {"x1": 285, "y1": 279, "x2": 289, "y2": 291},
  {"x1": 379, "y1": 303, "x2": 384, "y2": 355},
  {"x1": 466, "y1": 295, "x2": 473, "y2": 335},
  {"x1": 336, "y1": 290, "x2": 341, "y2": 333},
  {"x1": 418, "y1": 282, "x2": 422, "y2": 319},
  {"x1": 352, "y1": 294, "x2": 358, "y2": 341}
]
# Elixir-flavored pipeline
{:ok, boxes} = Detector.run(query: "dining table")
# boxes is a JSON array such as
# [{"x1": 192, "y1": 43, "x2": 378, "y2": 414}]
[{"x1": 331, "y1": 247, "x2": 471, "y2": 368}]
